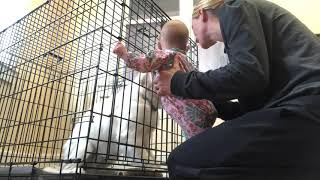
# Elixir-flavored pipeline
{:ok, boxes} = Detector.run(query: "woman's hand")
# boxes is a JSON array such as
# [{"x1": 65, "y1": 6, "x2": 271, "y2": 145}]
[{"x1": 153, "y1": 55, "x2": 182, "y2": 96}]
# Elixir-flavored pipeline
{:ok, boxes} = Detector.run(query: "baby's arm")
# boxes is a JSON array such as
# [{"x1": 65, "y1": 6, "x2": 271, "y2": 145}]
[
  {"x1": 113, "y1": 41, "x2": 130, "y2": 61},
  {"x1": 113, "y1": 42, "x2": 172, "y2": 72}
]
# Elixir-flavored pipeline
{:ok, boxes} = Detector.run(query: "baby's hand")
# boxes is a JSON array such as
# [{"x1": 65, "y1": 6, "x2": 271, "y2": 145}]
[{"x1": 113, "y1": 41, "x2": 128, "y2": 58}]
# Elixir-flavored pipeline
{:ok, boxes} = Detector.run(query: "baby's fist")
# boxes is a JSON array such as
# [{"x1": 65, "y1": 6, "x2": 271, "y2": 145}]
[{"x1": 113, "y1": 41, "x2": 127, "y2": 58}]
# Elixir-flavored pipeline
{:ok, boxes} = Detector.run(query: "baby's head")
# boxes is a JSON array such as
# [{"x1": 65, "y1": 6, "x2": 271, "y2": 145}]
[{"x1": 158, "y1": 20, "x2": 189, "y2": 52}]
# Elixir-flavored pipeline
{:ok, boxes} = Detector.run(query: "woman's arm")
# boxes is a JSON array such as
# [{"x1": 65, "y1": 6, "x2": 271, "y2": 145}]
[
  {"x1": 214, "y1": 100, "x2": 245, "y2": 120},
  {"x1": 171, "y1": 1, "x2": 270, "y2": 102}
]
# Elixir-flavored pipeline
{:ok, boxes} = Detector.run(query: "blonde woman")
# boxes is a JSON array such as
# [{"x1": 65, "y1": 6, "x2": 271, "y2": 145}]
[{"x1": 154, "y1": 0, "x2": 320, "y2": 179}]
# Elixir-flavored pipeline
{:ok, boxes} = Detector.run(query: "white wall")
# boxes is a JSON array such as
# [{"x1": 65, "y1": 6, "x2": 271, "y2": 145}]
[
  {"x1": 0, "y1": 0, "x2": 46, "y2": 31},
  {"x1": 198, "y1": 42, "x2": 229, "y2": 71},
  {"x1": 0, "y1": 1, "x2": 29, "y2": 31},
  {"x1": 178, "y1": 0, "x2": 194, "y2": 40},
  {"x1": 268, "y1": 0, "x2": 320, "y2": 34}
]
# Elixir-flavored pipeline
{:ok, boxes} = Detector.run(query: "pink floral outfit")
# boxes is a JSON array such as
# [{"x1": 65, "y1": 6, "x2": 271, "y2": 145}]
[{"x1": 113, "y1": 43, "x2": 217, "y2": 138}]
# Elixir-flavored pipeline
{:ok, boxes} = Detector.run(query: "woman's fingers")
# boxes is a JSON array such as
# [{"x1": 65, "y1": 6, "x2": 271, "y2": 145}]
[
  {"x1": 172, "y1": 55, "x2": 183, "y2": 69},
  {"x1": 152, "y1": 70, "x2": 173, "y2": 96}
]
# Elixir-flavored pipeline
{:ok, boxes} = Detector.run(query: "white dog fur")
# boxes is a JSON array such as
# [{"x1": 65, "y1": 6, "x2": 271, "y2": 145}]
[{"x1": 59, "y1": 72, "x2": 161, "y2": 174}]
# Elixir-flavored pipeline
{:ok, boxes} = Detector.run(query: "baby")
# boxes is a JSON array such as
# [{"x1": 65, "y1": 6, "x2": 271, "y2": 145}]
[{"x1": 113, "y1": 20, "x2": 217, "y2": 138}]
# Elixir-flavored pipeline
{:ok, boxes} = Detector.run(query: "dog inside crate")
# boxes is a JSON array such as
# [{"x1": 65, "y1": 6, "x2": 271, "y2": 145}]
[
  {"x1": 56, "y1": 72, "x2": 163, "y2": 176},
  {"x1": 0, "y1": 0, "x2": 196, "y2": 178}
]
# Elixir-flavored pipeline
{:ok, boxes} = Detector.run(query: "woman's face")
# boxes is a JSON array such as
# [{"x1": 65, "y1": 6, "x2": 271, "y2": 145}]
[
  {"x1": 192, "y1": 17, "x2": 209, "y2": 48},
  {"x1": 192, "y1": 10, "x2": 223, "y2": 49}
]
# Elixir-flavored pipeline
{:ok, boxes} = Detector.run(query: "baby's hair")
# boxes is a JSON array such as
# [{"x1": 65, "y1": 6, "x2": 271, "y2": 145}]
[{"x1": 161, "y1": 20, "x2": 189, "y2": 50}]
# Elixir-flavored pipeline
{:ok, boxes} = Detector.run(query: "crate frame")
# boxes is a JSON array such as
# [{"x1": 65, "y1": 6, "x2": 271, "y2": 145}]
[{"x1": 0, "y1": 0, "x2": 198, "y2": 179}]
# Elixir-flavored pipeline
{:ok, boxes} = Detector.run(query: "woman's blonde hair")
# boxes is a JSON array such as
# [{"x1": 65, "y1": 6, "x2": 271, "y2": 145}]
[{"x1": 192, "y1": 0, "x2": 224, "y2": 18}]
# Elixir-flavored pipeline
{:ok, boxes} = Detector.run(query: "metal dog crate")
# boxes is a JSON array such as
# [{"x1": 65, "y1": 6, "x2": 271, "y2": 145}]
[{"x1": 0, "y1": 0, "x2": 198, "y2": 179}]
